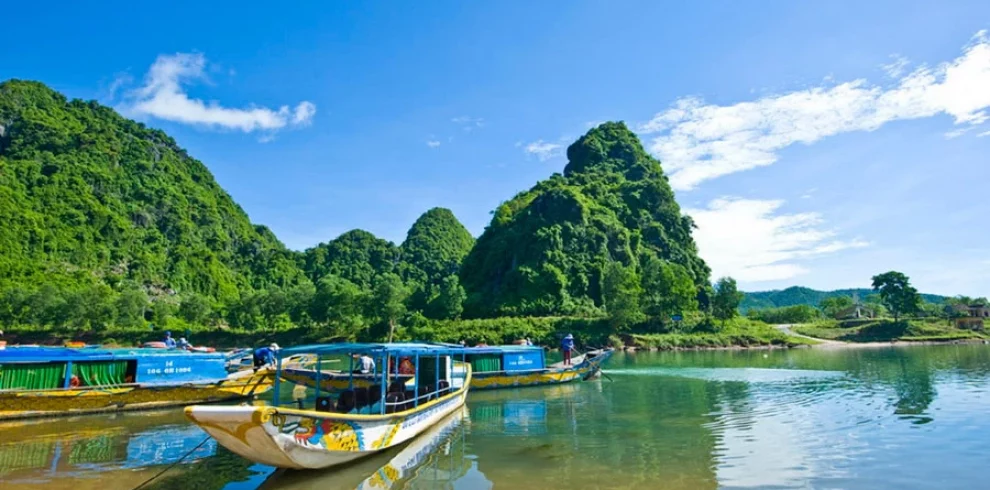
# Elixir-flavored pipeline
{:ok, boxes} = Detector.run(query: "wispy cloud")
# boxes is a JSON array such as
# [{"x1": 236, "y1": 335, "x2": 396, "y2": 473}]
[
  {"x1": 452, "y1": 116, "x2": 484, "y2": 132},
  {"x1": 642, "y1": 30, "x2": 990, "y2": 191},
  {"x1": 426, "y1": 139, "x2": 441, "y2": 148},
  {"x1": 882, "y1": 54, "x2": 910, "y2": 78},
  {"x1": 524, "y1": 140, "x2": 564, "y2": 161},
  {"x1": 121, "y1": 53, "x2": 316, "y2": 136},
  {"x1": 686, "y1": 198, "x2": 869, "y2": 282}
]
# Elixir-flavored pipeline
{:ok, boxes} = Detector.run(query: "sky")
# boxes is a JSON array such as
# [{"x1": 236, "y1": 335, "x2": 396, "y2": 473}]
[{"x1": 2, "y1": 1, "x2": 990, "y2": 296}]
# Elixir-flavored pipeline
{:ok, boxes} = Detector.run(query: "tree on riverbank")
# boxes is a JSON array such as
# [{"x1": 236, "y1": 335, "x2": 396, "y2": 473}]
[
  {"x1": 871, "y1": 271, "x2": 922, "y2": 322},
  {"x1": 713, "y1": 277, "x2": 744, "y2": 327}
]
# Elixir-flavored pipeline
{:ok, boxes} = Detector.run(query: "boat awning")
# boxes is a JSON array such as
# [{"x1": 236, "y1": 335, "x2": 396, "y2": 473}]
[
  {"x1": 278, "y1": 342, "x2": 468, "y2": 358},
  {"x1": 0, "y1": 346, "x2": 225, "y2": 364}
]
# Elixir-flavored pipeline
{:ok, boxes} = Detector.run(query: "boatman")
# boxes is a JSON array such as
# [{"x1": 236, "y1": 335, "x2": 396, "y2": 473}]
[
  {"x1": 164, "y1": 331, "x2": 176, "y2": 348},
  {"x1": 253, "y1": 343, "x2": 280, "y2": 372},
  {"x1": 561, "y1": 333, "x2": 575, "y2": 366}
]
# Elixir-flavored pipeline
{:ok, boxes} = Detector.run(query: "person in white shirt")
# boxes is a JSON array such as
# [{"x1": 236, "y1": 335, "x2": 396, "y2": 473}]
[{"x1": 352, "y1": 354, "x2": 375, "y2": 374}]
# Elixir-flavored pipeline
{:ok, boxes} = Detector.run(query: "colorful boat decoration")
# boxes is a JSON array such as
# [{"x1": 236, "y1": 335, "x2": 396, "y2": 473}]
[
  {"x1": 0, "y1": 346, "x2": 274, "y2": 421},
  {"x1": 463, "y1": 345, "x2": 614, "y2": 390},
  {"x1": 265, "y1": 406, "x2": 472, "y2": 489},
  {"x1": 185, "y1": 342, "x2": 472, "y2": 470}
]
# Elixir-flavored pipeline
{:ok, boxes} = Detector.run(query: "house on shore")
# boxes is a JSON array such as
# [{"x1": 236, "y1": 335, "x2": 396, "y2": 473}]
[
  {"x1": 835, "y1": 304, "x2": 876, "y2": 320},
  {"x1": 949, "y1": 304, "x2": 989, "y2": 330}
]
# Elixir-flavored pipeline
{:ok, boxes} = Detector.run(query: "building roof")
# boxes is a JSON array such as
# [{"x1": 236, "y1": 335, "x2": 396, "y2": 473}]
[{"x1": 279, "y1": 342, "x2": 472, "y2": 357}]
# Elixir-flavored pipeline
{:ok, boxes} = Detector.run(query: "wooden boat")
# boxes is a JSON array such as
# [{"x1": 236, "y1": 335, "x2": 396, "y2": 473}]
[
  {"x1": 0, "y1": 346, "x2": 274, "y2": 421},
  {"x1": 464, "y1": 345, "x2": 614, "y2": 390},
  {"x1": 185, "y1": 342, "x2": 472, "y2": 470}
]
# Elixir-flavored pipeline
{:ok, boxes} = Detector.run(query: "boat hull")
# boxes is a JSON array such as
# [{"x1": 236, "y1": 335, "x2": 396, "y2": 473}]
[
  {"x1": 469, "y1": 348, "x2": 613, "y2": 390},
  {"x1": 185, "y1": 382, "x2": 469, "y2": 469},
  {"x1": 0, "y1": 369, "x2": 274, "y2": 421}
]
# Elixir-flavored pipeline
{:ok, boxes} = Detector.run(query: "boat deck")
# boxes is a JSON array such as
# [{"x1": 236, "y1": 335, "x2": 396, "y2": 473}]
[{"x1": 549, "y1": 353, "x2": 587, "y2": 369}]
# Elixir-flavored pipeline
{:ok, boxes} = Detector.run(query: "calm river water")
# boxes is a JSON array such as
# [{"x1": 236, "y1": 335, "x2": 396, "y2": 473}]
[{"x1": 2, "y1": 345, "x2": 989, "y2": 489}]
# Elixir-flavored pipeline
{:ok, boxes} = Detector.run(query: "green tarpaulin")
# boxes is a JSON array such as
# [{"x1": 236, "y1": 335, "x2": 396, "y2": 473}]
[
  {"x1": 0, "y1": 363, "x2": 66, "y2": 391},
  {"x1": 469, "y1": 354, "x2": 502, "y2": 373},
  {"x1": 72, "y1": 361, "x2": 128, "y2": 387}
]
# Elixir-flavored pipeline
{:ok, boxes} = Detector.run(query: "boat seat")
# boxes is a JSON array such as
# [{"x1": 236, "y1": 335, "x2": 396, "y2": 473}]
[
  {"x1": 315, "y1": 396, "x2": 334, "y2": 412},
  {"x1": 354, "y1": 387, "x2": 370, "y2": 408},
  {"x1": 388, "y1": 380, "x2": 406, "y2": 393},
  {"x1": 335, "y1": 390, "x2": 355, "y2": 413},
  {"x1": 417, "y1": 384, "x2": 435, "y2": 403},
  {"x1": 368, "y1": 384, "x2": 383, "y2": 404},
  {"x1": 438, "y1": 380, "x2": 450, "y2": 395},
  {"x1": 384, "y1": 392, "x2": 405, "y2": 414}
]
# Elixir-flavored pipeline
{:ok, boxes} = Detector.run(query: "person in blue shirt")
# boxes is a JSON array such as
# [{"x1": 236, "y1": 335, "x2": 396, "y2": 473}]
[
  {"x1": 163, "y1": 331, "x2": 176, "y2": 348},
  {"x1": 253, "y1": 343, "x2": 280, "y2": 372},
  {"x1": 561, "y1": 333, "x2": 575, "y2": 366}
]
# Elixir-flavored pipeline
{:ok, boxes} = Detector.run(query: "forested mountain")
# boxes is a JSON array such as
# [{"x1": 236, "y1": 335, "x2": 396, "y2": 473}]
[
  {"x1": 460, "y1": 122, "x2": 710, "y2": 318},
  {"x1": 741, "y1": 286, "x2": 948, "y2": 312},
  {"x1": 300, "y1": 229, "x2": 400, "y2": 289},
  {"x1": 399, "y1": 207, "x2": 474, "y2": 286},
  {"x1": 0, "y1": 80, "x2": 305, "y2": 303}
]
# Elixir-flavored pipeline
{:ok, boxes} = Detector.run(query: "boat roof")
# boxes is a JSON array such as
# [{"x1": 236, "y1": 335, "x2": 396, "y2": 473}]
[
  {"x1": 279, "y1": 342, "x2": 469, "y2": 357},
  {"x1": 0, "y1": 346, "x2": 225, "y2": 363},
  {"x1": 458, "y1": 345, "x2": 544, "y2": 355}
]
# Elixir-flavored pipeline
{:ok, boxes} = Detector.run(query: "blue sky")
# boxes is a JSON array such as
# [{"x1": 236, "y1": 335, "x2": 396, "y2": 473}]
[{"x1": 3, "y1": 1, "x2": 990, "y2": 296}]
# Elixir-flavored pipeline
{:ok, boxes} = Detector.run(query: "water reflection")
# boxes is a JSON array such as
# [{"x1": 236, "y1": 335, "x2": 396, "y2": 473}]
[
  {"x1": 264, "y1": 406, "x2": 473, "y2": 490},
  {"x1": 0, "y1": 410, "x2": 216, "y2": 489}
]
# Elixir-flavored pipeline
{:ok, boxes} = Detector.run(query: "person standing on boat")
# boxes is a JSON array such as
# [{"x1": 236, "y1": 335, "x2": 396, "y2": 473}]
[
  {"x1": 561, "y1": 334, "x2": 575, "y2": 366},
  {"x1": 253, "y1": 343, "x2": 280, "y2": 372},
  {"x1": 164, "y1": 331, "x2": 176, "y2": 348}
]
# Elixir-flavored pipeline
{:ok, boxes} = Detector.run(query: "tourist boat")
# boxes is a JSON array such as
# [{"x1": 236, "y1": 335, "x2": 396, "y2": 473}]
[
  {"x1": 0, "y1": 346, "x2": 275, "y2": 421},
  {"x1": 464, "y1": 345, "x2": 613, "y2": 390},
  {"x1": 282, "y1": 344, "x2": 613, "y2": 393},
  {"x1": 185, "y1": 342, "x2": 472, "y2": 470}
]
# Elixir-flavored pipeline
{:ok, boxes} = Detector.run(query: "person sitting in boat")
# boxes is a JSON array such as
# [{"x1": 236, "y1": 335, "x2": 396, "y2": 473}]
[
  {"x1": 352, "y1": 353, "x2": 375, "y2": 374},
  {"x1": 398, "y1": 356, "x2": 415, "y2": 375},
  {"x1": 253, "y1": 343, "x2": 280, "y2": 372},
  {"x1": 176, "y1": 337, "x2": 192, "y2": 350},
  {"x1": 561, "y1": 334, "x2": 575, "y2": 366},
  {"x1": 163, "y1": 331, "x2": 176, "y2": 348}
]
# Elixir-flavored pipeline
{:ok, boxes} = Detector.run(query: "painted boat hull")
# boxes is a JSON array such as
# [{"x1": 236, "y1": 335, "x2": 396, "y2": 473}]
[
  {"x1": 186, "y1": 376, "x2": 471, "y2": 469},
  {"x1": 469, "y1": 348, "x2": 613, "y2": 390},
  {"x1": 0, "y1": 369, "x2": 274, "y2": 421}
]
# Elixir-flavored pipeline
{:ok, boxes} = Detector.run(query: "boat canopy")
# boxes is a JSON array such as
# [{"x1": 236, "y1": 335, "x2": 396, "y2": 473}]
[
  {"x1": 0, "y1": 346, "x2": 225, "y2": 364},
  {"x1": 278, "y1": 342, "x2": 469, "y2": 358}
]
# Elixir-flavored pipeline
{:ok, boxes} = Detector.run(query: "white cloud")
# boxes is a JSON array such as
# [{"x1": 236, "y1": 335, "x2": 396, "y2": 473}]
[
  {"x1": 452, "y1": 116, "x2": 484, "y2": 132},
  {"x1": 642, "y1": 30, "x2": 990, "y2": 191},
  {"x1": 524, "y1": 140, "x2": 564, "y2": 161},
  {"x1": 426, "y1": 139, "x2": 441, "y2": 148},
  {"x1": 685, "y1": 198, "x2": 869, "y2": 282},
  {"x1": 123, "y1": 52, "x2": 316, "y2": 134},
  {"x1": 882, "y1": 54, "x2": 910, "y2": 78},
  {"x1": 979, "y1": 130, "x2": 990, "y2": 137}
]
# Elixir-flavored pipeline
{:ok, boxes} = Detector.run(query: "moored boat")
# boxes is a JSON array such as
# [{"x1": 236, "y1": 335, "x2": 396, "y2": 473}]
[
  {"x1": 0, "y1": 346, "x2": 274, "y2": 421},
  {"x1": 464, "y1": 345, "x2": 613, "y2": 390},
  {"x1": 185, "y1": 342, "x2": 472, "y2": 470}
]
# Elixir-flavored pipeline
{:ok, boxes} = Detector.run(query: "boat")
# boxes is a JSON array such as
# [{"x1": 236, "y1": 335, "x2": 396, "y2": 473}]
[
  {"x1": 185, "y1": 342, "x2": 472, "y2": 470},
  {"x1": 464, "y1": 345, "x2": 614, "y2": 390},
  {"x1": 0, "y1": 346, "x2": 275, "y2": 421}
]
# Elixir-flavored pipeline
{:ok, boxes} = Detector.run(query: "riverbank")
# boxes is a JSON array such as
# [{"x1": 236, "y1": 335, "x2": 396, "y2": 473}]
[{"x1": 792, "y1": 319, "x2": 989, "y2": 344}]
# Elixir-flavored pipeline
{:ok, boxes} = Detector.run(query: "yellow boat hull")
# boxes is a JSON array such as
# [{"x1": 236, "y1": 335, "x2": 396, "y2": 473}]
[{"x1": 0, "y1": 369, "x2": 274, "y2": 421}]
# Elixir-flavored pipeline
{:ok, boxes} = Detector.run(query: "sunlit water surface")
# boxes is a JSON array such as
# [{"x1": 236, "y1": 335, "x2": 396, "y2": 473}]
[{"x1": 3, "y1": 345, "x2": 989, "y2": 489}]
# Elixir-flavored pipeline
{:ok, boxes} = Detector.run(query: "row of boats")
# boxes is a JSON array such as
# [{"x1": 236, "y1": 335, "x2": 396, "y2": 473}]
[{"x1": 0, "y1": 340, "x2": 613, "y2": 471}]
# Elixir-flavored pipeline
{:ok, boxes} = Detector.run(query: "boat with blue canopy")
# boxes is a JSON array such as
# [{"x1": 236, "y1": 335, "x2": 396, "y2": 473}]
[
  {"x1": 282, "y1": 343, "x2": 612, "y2": 392},
  {"x1": 185, "y1": 342, "x2": 472, "y2": 470},
  {"x1": 0, "y1": 346, "x2": 274, "y2": 421}
]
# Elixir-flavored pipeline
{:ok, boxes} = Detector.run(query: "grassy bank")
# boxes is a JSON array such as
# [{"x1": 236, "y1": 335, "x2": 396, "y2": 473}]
[
  {"x1": 3, "y1": 316, "x2": 814, "y2": 351},
  {"x1": 629, "y1": 319, "x2": 815, "y2": 350},
  {"x1": 793, "y1": 319, "x2": 989, "y2": 343}
]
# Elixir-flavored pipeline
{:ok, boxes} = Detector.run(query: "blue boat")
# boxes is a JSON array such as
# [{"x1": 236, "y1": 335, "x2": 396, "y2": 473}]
[{"x1": 0, "y1": 346, "x2": 274, "y2": 420}]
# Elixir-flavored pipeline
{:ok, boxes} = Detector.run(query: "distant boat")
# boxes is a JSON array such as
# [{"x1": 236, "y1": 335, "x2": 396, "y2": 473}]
[
  {"x1": 462, "y1": 345, "x2": 613, "y2": 390},
  {"x1": 186, "y1": 342, "x2": 472, "y2": 470},
  {"x1": 0, "y1": 346, "x2": 274, "y2": 421}
]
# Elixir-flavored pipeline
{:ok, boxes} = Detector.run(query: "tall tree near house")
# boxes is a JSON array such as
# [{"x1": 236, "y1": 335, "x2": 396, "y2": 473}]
[
  {"x1": 871, "y1": 271, "x2": 922, "y2": 322},
  {"x1": 373, "y1": 273, "x2": 410, "y2": 342}
]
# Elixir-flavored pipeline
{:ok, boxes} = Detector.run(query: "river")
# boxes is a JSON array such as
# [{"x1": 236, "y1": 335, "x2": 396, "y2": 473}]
[{"x1": 2, "y1": 345, "x2": 989, "y2": 489}]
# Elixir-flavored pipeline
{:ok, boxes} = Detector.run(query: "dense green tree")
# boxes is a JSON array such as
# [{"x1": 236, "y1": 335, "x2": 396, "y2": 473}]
[
  {"x1": 871, "y1": 271, "x2": 922, "y2": 322},
  {"x1": 741, "y1": 286, "x2": 946, "y2": 312},
  {"x1": 712, "y1": 277, "x2": 743, "y2": 326},
  {"x1": 747, "y1": 304, "x2": 821, "y2": 324},
  {"x1": 602, "y1": 261, "x2": 644, "y2": 333},
  {"x1": 400, "y1": 208, "x2": 474, "y2": 285},
  {"x1": 371, "y1": 273, "x2": 410, "y2": 342},
  {"x1": 819, "y1": 295, "x2": 854, "y2": 318},
  {"x1": 460, "y1": 122, "x2": 710, "y2": 317},
  {"x1": 640, "y1": 256, "x2": 697, "y2": 331},
  {"x1": 115, "y1": 287, "x2": 149, "y2": 328},
  {"x1": 301, "y1": 230, "x2": 398, "y2": 289},
  {"x1": 309, "y1": 275, "x2": 368, "y2": 336},
  {"x1": 427, "y1": 275, "x2": 466, "y2": 320},
  {"x1": 178, "y1": 293, "x2": 212, "y2": 326}
]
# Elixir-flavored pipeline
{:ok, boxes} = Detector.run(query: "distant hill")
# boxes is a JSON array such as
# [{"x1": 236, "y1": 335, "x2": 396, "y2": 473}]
[{"x1": 741, "y1": 286, "x2": 949, "y2": 312}]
